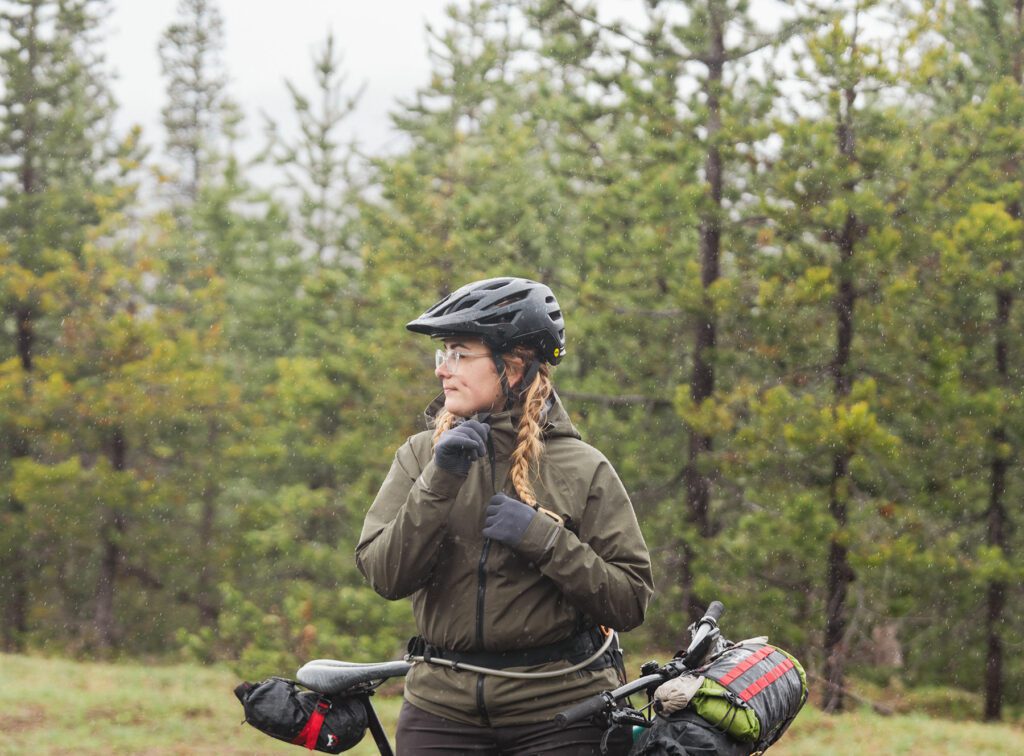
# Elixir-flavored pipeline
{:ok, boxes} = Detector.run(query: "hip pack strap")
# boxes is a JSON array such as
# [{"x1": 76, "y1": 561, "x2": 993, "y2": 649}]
[{"x1": 410, "y1": 628, "x2": 613, "y2": 671}]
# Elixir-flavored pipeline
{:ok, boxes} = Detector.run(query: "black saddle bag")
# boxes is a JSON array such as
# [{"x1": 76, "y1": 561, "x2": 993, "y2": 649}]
[{"x1": 234, "y1": 677, "x2": 368, "y2": 753}]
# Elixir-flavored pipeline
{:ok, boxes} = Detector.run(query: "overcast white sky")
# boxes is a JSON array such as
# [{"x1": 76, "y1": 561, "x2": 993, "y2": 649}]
[
  {"x1": 104, "y1": 0, "x2": 461, "y2": 158},
  {"x1": 103, "y1": 1, "x2": 651, "y2": 164}
]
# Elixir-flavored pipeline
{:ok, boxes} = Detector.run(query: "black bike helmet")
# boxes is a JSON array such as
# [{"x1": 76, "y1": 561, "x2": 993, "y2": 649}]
[{"x1": 407, "y1": 277, "x2": 566, "y2": 365}]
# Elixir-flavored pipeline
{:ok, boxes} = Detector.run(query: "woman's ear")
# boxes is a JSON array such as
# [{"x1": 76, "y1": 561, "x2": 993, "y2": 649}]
[{"x1": 504, "y1": 359, "x2": 525, "y2": 389}]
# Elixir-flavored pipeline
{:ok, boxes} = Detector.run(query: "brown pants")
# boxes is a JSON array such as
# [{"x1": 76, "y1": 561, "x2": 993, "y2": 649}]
[{"x1": 395, "y1": 701, "x2": 632, "y2": 755}]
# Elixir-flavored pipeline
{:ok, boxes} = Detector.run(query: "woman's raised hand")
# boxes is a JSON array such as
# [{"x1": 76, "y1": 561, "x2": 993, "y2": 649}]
[
  {"x1": 433, "y1": 420, "x2": 490, "y2": 476},
  {"x1": 482, "y1": 493, "x2": 536, "y2": 548}
]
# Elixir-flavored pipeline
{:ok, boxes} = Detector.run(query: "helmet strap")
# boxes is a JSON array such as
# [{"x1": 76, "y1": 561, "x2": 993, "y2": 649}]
[
  {"x1": 492, "y1": 354, "x2": 516, "y2": 409},
  {"x1": 493, "y1": 353, "x2": 541, "y2": 408},
  {"x1": 517, "y1": 360, "x2": 541, "y2": 400}
]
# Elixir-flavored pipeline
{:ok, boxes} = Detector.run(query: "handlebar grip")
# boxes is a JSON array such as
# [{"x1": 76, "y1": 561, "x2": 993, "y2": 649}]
[
  {"x1": 554, "y1": 693, "x2": 611, "y2": 729},
  {"x1": 703, "y1": 601, "x2": 725, "y2": 626}
]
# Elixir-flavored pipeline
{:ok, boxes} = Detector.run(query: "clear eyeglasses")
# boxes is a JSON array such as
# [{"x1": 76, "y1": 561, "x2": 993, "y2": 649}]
[{"x1": 435, "y1": 348, "x2": 489, "y2": 374}]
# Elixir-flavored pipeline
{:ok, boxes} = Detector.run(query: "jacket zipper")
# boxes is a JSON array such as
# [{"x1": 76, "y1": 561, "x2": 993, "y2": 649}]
[
  {"x1": 475, "y1": 431, "x2": 497, "y2": 723},
  {"x1": 476, "y1": 432, "x2": 497, "y2": 648},
  {"x1": 476, "y1": 539, "x2": 491, "y2": 648},
  {"x1": 476, "y1": 675, "x2": 490, "y2": 726}
]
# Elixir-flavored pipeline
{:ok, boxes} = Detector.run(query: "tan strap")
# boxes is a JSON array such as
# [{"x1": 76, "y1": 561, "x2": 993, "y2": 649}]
[{"x1": 534, "y1": 504, "x2": 564, "y2": 527}]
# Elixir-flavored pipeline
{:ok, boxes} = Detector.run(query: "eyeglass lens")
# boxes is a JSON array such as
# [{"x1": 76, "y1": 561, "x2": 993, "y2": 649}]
[{"x1": 435, "y1": 349, "x2": 460, "y2": 373}]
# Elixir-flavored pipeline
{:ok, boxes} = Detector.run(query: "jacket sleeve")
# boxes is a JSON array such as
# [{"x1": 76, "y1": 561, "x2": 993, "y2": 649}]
[
  {"x1": 355, "y1": 437, "x2": 465, "y2": 600},
  {"x1": 514, "y1": 458, "x2": 653, "y2": 631}
]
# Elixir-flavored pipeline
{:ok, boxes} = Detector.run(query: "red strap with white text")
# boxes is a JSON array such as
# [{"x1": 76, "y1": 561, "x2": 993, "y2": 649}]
[{"x1": 291, "y1": 698, "x2": 331, "y2": 750}]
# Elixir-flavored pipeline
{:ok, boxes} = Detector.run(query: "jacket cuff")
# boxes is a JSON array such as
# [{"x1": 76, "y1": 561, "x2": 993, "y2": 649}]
[
  {"x1": 515, "y1": 510, "x2": 561, "y2": 562},
  {"x1": 418, "y1": 462, "x2": 466, "y2": 500}
]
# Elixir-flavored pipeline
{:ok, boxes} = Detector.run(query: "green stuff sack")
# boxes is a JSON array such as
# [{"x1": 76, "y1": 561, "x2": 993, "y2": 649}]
[
  {"x1": 693, "y1": 641, "x2": 808, "y2": 751},
  {"x1": 689, "y1": 677, "x2": 761, "y2": 742}
]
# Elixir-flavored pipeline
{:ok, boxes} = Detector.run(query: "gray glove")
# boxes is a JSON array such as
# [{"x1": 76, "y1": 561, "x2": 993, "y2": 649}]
[
  {"x1": 433, "y1": 420, "x2": 489, "y2": 476},
  {"x1": 482, "y1": 493, "x2": 536, "y2": 548}
]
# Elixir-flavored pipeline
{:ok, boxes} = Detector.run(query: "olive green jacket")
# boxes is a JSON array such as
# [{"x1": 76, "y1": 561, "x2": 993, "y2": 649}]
[{"x1": 355, "y1": 392, "x2": 654, "y2": 726}]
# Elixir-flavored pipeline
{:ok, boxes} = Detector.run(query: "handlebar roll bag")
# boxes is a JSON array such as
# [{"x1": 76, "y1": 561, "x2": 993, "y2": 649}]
[{"x1": 632, "y1": 641, "x2": 807, "y2": 755}]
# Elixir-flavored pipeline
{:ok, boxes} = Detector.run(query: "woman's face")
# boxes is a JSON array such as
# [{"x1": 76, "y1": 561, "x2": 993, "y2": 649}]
[{"x1": 435, "y1": 337, "x2": 514, "y2": 417}]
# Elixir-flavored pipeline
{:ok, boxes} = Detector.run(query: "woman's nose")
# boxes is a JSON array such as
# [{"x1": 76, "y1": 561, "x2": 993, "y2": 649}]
[{"x1": 435, "y1": 362, "x2": 451, "y2": 379}]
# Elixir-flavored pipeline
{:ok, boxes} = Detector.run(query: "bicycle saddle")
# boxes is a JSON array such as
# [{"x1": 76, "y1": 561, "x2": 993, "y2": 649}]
[{"x1": 296, "y1": 659, "x2": 411, "y2": 695}]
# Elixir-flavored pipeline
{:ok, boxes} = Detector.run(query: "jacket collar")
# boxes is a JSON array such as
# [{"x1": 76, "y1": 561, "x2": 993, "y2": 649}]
[{"x1": 424, "y1": 389, "x2": 581, "y2": 458}]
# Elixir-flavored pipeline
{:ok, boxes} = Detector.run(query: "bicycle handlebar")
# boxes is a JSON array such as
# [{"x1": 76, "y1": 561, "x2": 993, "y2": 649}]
[
  {"x1": 553, "y1": 692, "x2": 614, "y2": 728},
  {"x1": 703, "y1": 600, "x2": 724, "y2": 626},
  {"x1": 680, "y1": 600, "x2": 724, "y2": 669}
]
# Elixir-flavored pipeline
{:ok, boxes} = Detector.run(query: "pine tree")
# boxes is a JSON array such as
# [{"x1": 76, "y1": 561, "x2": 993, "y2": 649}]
[
  {"x1": 902, "y1": 0, "x2": 1024, "y2": 720},
  {"x1": 0, "y1": 0, "x2": 137, "y2": 651},
  {"x1": 261, "y1": 32, "x2": 363, "y2": 269},
  {"x1": 154, "y1": 0, "x2": 298, "y2": 631},
  {"x1": 754, "y1": 0, "x2": 913, "y2": 711},
  {"x1": 525, "y1": 0, "x2": 814, "y2": 632},
  {"x1": 158, "y1": 0, "x2": 233, "y2": 204},
  {"x1": 641, "y1": 0, "x2": 808, "y2": 620}
]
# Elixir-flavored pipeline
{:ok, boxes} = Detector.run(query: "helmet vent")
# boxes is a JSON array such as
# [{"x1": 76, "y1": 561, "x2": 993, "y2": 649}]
[
  {"x1": 494, "y1": 290, "x2": 530, "y2": 308},
  {"x1": 439, "y1": 295, "x2": 481, "y2": 315},
  {"x1": 453, "y1": 297, "x2": 480, "y2": 312},
  {"x1": 545, "y1": 296, "x2": 555, "y2": 304},
  {"x1": 548, "y1": 310, "x2": 562, "y2": 322},
  {"x1": 478, "y1": 312, "x2": 517, "y2": 325},
  {"x1": 480, "y1": 280, "x2": 510, "y2": 291}
]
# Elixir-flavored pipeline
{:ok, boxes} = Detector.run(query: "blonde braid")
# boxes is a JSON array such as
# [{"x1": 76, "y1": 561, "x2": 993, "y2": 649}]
[
  {"x1": 432, "y1": 409, "x2": 459, "y2": 445},
  {"x1": 510, "y1": 363, "x2": 553, "y2": 507}
]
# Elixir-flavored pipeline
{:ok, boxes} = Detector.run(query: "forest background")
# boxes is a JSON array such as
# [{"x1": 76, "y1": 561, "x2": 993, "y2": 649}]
[{"x1": 0, "y1": 0, "x2": 1021, "y2": 726}]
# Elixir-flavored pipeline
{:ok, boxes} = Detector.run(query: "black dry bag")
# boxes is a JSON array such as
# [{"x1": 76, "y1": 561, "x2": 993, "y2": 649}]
[{"x1": 234, "y1": 677, "x2": 368, "y2": 753}]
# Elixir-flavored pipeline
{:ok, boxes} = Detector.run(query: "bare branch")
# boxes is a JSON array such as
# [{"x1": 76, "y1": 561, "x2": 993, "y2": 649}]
[
  {"x1": 612, "y1": 307, "x2": 683, "y2": 319},
  {"x1": 555, "y1": 0, "x2": 650, "y2": 50},
  {"x1": 558, "y1": 390, "x2": 673, "y2": 409}
]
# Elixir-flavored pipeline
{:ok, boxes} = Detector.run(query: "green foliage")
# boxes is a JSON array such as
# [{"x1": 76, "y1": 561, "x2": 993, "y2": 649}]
[{"x1": 0, "y1": 0, "x2": 1022, "y2": 721}]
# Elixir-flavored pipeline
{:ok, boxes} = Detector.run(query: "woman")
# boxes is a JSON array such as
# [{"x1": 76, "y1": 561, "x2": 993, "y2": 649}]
[{"x1": 356, "y1": 277, "x2": 653, "y2": 755}]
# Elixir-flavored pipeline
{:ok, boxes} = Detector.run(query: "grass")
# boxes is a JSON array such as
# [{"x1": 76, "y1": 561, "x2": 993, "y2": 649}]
[
  {"x1": 1, "y1": 653, "x2": 1022, "y2": 754},
  {"x1": 774, "y1": 703, "x2": 1024, "y2": 755}
]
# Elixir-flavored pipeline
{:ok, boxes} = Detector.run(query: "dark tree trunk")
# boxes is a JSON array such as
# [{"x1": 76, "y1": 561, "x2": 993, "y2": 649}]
[
  {"x1": 1, "y1": 1, "x2": 41, "y2": 653},
  {"x1": 984, "y1": 277, "x2": 1012, "y2": 721},
  {"x1": 94, "y1": 428, "x2": 127, "y2": 654},
  {"x1": 822, "y1": 72, "x2": 860, "y2": 709},
  {"x1": 2, "y1": 309, "x2": 36, "y2": 651},
  {"x1": 16, "y1": 307, "x2": 34, "y2": 373},
  {"x1": 0, "y1": 524, "x2": 29, "y2": 652},
  {"x1": 682, "y1": 0, "x2": 724, "y2": 622},
  {"x1": 985, "y1": 0, "x2": 1021, "y2": 718},
  {"x1": 196, "y1": 486, "x2": 219, "y2": 626},
  {"x1": 196, "y1": 424, "x2": 221, "y2": 627}
]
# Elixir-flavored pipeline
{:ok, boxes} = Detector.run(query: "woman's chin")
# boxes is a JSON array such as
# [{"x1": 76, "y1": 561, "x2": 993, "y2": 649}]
[{"x1": 444, "y1": 398, "x2": 470, "y2": 417}]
